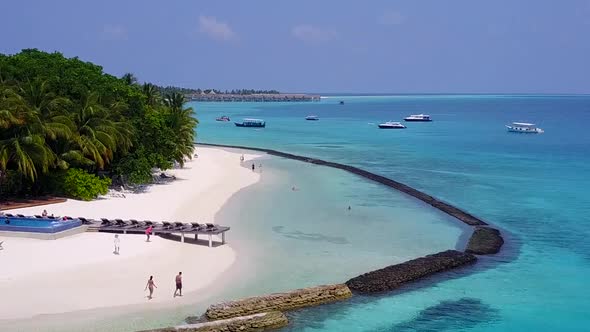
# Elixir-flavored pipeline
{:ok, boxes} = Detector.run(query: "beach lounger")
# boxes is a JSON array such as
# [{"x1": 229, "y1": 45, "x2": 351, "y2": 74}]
[
  {"x1": 0, "y1": 241, "x2": 3, "y2": 250},
  {"x1": 143, "y1": 221, "x2": 154, "y2": 227},
  {"x1": 161, "y1": 222, "x2": 173, "y2": 229},
  {"x1": 174, "y1": 222, "x2": 187, "y2": 229},
  {"x1": 100, "y1": 218, "x2": 112, "y2": 226},
  {"x1": 78, "y1": 217, "x2": 92, "y2": 224},
  {"x1": 16, "y1": 214, "x2": 25, "y2": 218},
  {"x1": 114, "y1": 219, "x2": 126, "y2": 226},
  {"x1": 5, "y1": 214, "x2": 14, "y2": 217},
  {"x1": 191, "y1": 222, "x2": 202, "y2": 229},
  {"x1": 35, "y1": 215, "x2": 43, "y2": 218},
  {"x1": 126, "y1": 220, "x2": 141, "y2": 228},
  {"x1": 48, "y1": 215, "x2": 56, "y2": 219},
  {"x1": 205, "y1": 223, "x2": 218, "y2": 231}
]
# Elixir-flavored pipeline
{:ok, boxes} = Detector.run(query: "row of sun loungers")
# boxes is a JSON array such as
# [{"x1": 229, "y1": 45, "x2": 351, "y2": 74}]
[{"x1": 90, "y1": 218, "x2": 221, "y2": 232}]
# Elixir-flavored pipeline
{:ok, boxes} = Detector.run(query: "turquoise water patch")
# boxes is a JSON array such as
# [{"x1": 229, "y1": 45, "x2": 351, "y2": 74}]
[{"x1": 193, "y1": 95, "x2": 590, "y2": 331}]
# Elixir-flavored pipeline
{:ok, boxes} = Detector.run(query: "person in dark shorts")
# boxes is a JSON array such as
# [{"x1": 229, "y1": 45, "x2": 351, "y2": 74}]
[{"x1": 174, "y1": 272, "x2": 183, "y2": 297}]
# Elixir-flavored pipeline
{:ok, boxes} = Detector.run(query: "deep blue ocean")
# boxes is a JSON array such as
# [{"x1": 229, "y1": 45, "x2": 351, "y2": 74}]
[{"x1": 191, "y1": 95, "x2": 590, "y2": 332}]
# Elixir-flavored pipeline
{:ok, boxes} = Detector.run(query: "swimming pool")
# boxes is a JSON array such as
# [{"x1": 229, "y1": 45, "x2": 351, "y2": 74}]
[{"x1": 0, "y1": 216, "x2": 81, "y2": 233}]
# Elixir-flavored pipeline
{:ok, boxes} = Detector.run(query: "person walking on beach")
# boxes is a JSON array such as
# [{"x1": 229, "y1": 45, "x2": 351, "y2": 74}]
[
  {"x1": 251, "y1": 163, "x2": 255, "y2": 171},
  {"x1": 145, "y1": 225, "x2": 153, "y2": 242},
  {"x1": 240, "y1": 154, "x2": 244, "y2": 163},
  {"x1": 145, "y1": 276, "x2": 157, "y2": 300},
  {"x1": 174, "y1": 272, "x2": 183, "y2": 297},
  {"x1": 113, "y1": 234, "x2": 120, "y2": 255}
]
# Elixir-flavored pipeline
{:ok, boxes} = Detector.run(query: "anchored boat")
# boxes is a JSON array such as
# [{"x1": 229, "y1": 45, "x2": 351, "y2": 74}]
[
  {"x1": 216, "y1": 115, "x2": 231, "y2": 122},
  {"x1": 404, "y1": 114, "x2": 432, "y2": 122},
  {"x1": 506, "y1": 122, "x2": 544, "y2": 133},
  {"x1": 305, "y1": 115, "x2": 319, "y2": 121},
  {"x1": 378, "y1": 121, "x2": 406, "y2": 129},
  {"x1": 235, "y1": 118, "x2": 266, "y2": 128}
]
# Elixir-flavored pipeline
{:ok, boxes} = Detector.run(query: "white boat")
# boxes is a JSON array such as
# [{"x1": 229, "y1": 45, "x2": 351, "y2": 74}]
[
  {"x1": 404, "y1": 114, "x2": 432, "y2": 122},
  {"x1": 305, "y1": 115, "x2": 319, "y2": 121},
  {"x1": 378, "y1": 121, "x2": 406, "y2": 129},
  {"x1": 506, "y1": 122, "x2": 544, "y2": 133},
  {"x1": 235, "y1": 118, "x2": 266, "y2": 128}
]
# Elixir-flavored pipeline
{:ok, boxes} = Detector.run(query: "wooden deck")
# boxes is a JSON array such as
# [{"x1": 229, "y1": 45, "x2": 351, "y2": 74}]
[
  {"x1": 0, "y1": 197, "x2": 67, "y2": 211},
  {"x1": 85, "y1": 219, "x2": 229, "y2": 247}
]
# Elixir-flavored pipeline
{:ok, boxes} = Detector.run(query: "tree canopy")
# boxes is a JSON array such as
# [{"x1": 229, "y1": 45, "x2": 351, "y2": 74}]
[{"x1": 0, "y1": 49, "x2": 198, "y2": 199}]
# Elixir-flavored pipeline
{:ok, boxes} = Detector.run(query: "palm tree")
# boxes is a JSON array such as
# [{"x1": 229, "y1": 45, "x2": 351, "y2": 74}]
[
  {"x1": 164, "y1": 92, "x2": 198, "y2": 166},
  {"x1": 143, "y1": 83, "x2": 161, "y2": 106},
  {"x1": 121, "y1": 73, "x2": 138, "y2": 86},
  {"x1": 10, "y1": 80, "x2": 73, "y2": 141},
  {"x1": 65, "y1": 91, "x2": 134, "y2": 169},
  {"x1": 0, "y1": 134, "x2": 54, "y2": 182},
  {"x1": 0, "y1": 81, "x2": 60, "y2": 182}
]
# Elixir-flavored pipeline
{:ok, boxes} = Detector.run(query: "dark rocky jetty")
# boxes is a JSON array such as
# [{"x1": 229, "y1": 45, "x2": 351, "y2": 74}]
[
  {"x1": 140, "y1": 311, "x2": 288, "y2": 332},
  {"x1": 346, "y1": 250, "x2": 477, "y2": 294},
  {"x1": 466, "y1": 227, "x2": 504, "y2": 255},
  {"x1": 203, "y1": 284, "x2": 352, "y2": 321},
  {"x1": 197, "y1": 143, "x2": 488, "y2": 227}
]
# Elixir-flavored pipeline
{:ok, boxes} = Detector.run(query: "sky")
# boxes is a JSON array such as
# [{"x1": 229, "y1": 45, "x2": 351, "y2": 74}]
[{"x1": 1, "y1": 0, "x2": 590, "y2": 94}]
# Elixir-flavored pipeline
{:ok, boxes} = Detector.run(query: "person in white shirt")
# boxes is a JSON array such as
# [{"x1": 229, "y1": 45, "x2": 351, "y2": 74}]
[{"x1": 114, "y1": 234, "x2": 120, "y2": 255}]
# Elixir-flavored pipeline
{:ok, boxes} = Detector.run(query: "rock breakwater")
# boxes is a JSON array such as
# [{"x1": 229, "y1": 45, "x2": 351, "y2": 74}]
[
  {"x1": 466, "y1": 227, "x2": 504, "y2": 255},
  {"x1": 205, "y1": 284, "x2": 352, "y2": 320},
  {"x1": 140, "y1": 311, "x2": 288, "y2": 332},
  {"x1": 346, "y1": 250, "x2": 477, "y2": 293}
]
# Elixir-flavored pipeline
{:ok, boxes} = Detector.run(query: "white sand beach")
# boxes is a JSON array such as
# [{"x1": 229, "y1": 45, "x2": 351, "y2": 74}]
[{"x1": 0, "y1": 147, "x2": 261, "y2": 320}]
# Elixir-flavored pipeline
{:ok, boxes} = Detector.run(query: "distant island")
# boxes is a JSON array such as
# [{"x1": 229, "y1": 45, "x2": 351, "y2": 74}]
[{"x1": 159, "y1": 86, "x2": 320, "y2": 102}]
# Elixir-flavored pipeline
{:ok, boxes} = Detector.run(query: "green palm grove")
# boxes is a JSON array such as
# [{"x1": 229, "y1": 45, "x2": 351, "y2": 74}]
[{"x1": 0, "y1": 49, "x2": 198, "y2": 200}]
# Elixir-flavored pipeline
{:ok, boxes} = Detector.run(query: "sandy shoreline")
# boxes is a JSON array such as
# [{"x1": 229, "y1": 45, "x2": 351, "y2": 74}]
[{"x1": 0, "y1": 147, "x2": 262, "y2": 321}]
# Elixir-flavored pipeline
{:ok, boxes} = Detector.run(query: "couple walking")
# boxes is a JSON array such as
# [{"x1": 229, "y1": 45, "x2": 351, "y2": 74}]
[{"x1": 144, "y1": 272, "x2": 183, "y2": 300}]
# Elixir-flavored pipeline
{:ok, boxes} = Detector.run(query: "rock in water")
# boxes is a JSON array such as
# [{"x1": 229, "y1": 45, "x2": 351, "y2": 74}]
[
  {"x1": 139, "y1": 311, "x2": 288, "y2": 332},
  {"x1": 205, "y1": 284, "x2": 352, "y2": 320},
  {"x1": 346, "y1": 250, "x2": 477, "y2": 293},
  {"x1": 465, "y1": 227, "x2": 504, "y2": 255}
]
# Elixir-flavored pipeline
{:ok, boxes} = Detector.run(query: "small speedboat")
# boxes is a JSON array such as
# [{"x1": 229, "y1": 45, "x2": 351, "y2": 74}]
[
  {"x1": 506, "y1": 122, "x2": 544, "y2": 133},
  {"x1": 404, "y1": 114, "x2": 432, "y2": 122},
  {"x1": 339, "y1": 100, "x2": 344, "y2": 105},
  {"x1": 378, "y1": 121, "x2": 406, "y2": 129},
  {"x1": 235, "y1": 118, "x2": 266, "y2": 128},
  {"x1": 216, "y1": 116, "x2": 231, "y2": 122},
  {"x1": 305, "y1": 115, "x2": 319, "y2": 121}
]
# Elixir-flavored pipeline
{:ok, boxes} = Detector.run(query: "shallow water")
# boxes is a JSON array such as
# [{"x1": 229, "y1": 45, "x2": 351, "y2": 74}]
[{"x1": 193, "y1": 95, "x2": 590, "y2": 332}]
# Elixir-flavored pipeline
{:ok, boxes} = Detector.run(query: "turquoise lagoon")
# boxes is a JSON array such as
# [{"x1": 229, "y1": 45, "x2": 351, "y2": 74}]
[
  {"x1": 193, "y1": 95, "x2": 590, "y2": 332},
  {"x1": 16, "y1": 95, "x2": 588, "y2": 332}
]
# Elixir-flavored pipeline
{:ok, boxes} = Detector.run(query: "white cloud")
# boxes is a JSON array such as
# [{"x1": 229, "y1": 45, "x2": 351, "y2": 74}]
[
  {"x1": 292, "y1": 24, "x2": 337, "y2": 43},
  {"x1": 100, "y1": 24, "x2": 128, "y2": 41},
  {"x1": 378, "y1": 11, "x2": 405, "y2": 25},
  {"x1": 198, "y1": 16, "x2": 235, "y2": 41}
]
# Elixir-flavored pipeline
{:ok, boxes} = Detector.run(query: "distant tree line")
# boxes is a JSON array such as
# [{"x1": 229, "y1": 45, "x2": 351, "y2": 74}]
[
  {"x1": 158, "y1": 86, "x2": 280, "y2": 96},
  {"x1": 0, "y1": 49, "x2": 197, "y2": 200}
]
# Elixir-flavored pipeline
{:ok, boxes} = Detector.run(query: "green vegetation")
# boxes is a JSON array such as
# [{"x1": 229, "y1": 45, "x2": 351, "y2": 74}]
[
  {"x1": 0, "y1": 49, "x2": 198, "y2": 200},
  {"x1": 61, "y1": 168, "x2": 111, "y2": 201}
]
